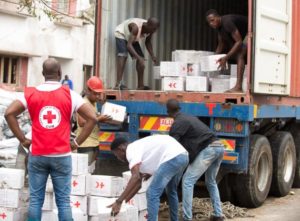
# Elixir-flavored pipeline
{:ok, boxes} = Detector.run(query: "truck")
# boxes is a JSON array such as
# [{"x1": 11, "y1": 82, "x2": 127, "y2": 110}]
[{"x1": 93, "y1": 0, "x2": 300, "y2": 208}]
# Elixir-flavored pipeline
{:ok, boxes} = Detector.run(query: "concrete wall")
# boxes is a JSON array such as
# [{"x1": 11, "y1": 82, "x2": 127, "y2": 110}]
[{"x1": 0, "y1": 1, "x2": 94, "y2": 94}]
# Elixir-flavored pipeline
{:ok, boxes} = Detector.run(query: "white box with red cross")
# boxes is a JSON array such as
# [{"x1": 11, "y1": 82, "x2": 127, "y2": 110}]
[
  {"x1": 101, "y1": 102, "x2": 127, "y2": 124},
  {"x1": 138, "y1": 209, "x2": 148, "y2": 221},
  {"x1": 0, "y1": 207, "x2": 27, "y2": 221},
  {"x1": 160, "y1": 62, "x2": 187, "y2": 77},
  {"x1": 186, "y1": 76, "x2": 209, "y2": 92},
  {"x1": 89, "y1": 175, "x2": 124, "y2": 197},
  {"x1": 161, "y1": 77, "x2": 185, "y2": 91},
  {"x1": 42, "y1": 208, "x2": 87, "y2": 221},
  {"x1": 122, "y1": 171, "x2": 152, "y2": 194},
  {"x1": 126, "y1": 193, "x2": 147, "y2": 211},
  {"x1": 71, "y1": 174, "x2": 91, "y2": 196},
  {"x1": 0, "y1": 168, "x2": 25, "y2": 189},
  {"x1": 71, "y1": 153, "x2": 89, "y2": 175}
]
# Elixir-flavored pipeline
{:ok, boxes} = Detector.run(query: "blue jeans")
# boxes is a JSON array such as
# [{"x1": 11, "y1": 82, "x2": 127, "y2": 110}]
[
  {"x1": 146, "y1": 153, "x2": 188, "y2": 221},
  {"x1": 182, "y1": 146, "x2": 224, "y2": 220},
  {"x1": 27, "y1": 154, "x2": 73, "y2": 221}
]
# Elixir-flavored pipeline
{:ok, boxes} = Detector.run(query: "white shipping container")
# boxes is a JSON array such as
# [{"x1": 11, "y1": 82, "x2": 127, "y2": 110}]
[
  {"x1": 160, "y1": 62, "x2": 187, "y2": 77},
  {"x1": 71, "y1": 153, "x2": 88, "y2": 175},
  {"x1": 0, "y1": 168, "x2": 25, "y2": 189},
  {"x1": 101, "y1": 102, "x2": 127, "y2": 124},
  {"x1": 186, "y1": 76, "x2": 208, "y2": 92},
  {"x1": 200, "y1": 54, "x2": 227, "y2": 72},
  {"x1": 161, "y1": 77, "x2": 185, "y2": 91}
]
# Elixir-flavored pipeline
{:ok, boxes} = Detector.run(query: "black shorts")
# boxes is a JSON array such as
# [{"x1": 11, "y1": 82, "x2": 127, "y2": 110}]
[{"x1": 115, "y1": 37, "x2": 144, "y2": 58}]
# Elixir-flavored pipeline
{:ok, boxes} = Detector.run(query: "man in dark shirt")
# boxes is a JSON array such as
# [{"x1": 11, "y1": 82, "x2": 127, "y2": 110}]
[
  {"x1": 206, "y1": 9, "x2": 248, "y2": 93},
  {"x1": 166, "y1": 99, "x2": 225, "y2": 221}
]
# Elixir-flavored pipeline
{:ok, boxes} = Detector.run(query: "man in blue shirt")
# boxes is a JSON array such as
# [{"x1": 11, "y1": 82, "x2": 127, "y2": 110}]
[{"x1": 61, "y1": 75, "x2": 73, "y2": 90}]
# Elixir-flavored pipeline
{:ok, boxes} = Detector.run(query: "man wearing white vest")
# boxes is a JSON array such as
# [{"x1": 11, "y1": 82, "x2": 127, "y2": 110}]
[{"x1": 114, "y1": 17, "x2": 159, "y2": 90}]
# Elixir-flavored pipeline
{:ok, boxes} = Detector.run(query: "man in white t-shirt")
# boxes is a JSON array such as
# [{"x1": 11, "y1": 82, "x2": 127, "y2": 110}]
[
  {"x1": 108, "y1": 135, "x2": 189, "y2": 221},
  {"x1": 5, "y1": 58, "x2": 97, "y2": 221}
]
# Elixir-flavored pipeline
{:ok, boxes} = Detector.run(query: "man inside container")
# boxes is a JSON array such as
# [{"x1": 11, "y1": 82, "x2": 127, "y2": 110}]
[
  {"x1": 108, "y1": 135, "x2": 188, "y2": 221},
  {"x1": 114, "y1": 17, "x2": 159, "y2": 90},
  {"x1": 166, "y1": 99, "x2": 225, "y2": 221},
  {"x1": 206, "y1": 9, "x2": 248, "y2": 93},
  {"x1": 5, "y1": 58, "x2": 97, "y2": 221},
  {"x1": 76, "y1": 76, "x2": 112, "y2": 173}
]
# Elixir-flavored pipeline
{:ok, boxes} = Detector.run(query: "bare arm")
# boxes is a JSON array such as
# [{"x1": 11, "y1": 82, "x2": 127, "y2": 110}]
[
  {"x1": 4, "y1": 100, "x2": 31, "y2": 148},
  {"x1": 145, "y1": 35, "x2": 158, "y2": 65},
  {"x1": 215, "y1": 33, "x2": 224, "y2": 54},
  {"x1": 226, "y1": 29, "x2": 243, "y2": 59},
  {"x1": 127, "y1": 23, "x2": 144, "y2": 62}
]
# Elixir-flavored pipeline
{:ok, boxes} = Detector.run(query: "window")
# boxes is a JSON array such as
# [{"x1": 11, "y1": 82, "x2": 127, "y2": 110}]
[
  {"x1": 0, "y1": 56, "x2": 19, "y2": 85},
  {"x1": 57, "y1": 0, "x2": 70, "y2": 14}
]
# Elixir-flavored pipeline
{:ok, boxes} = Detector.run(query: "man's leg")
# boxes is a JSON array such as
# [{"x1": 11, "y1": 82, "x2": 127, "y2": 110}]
[
  {"x1": 116, "y1": 56, "x2": 127, "y2": 86},
  {"x1": 136, "y1": 59, "x2": 145, "y2": 89},
  {"x1": 182, "y1": 146, "x2": 221, "y2": 221},
  {"x1": 27, "y1": 155, "x2": 49, "y2": 221},
  {"x1": 50, "y1": 156, "x2": 73, "y2": 221},
  {"x1": 146, "y1": 154, "x2": 188, "y2": 221},
  {"x1": 205, "y1": 146, "x2": 225, "y2": 218}
]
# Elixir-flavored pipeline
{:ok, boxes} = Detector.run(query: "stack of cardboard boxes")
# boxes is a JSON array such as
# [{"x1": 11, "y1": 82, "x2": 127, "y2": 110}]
[{"x1": 0, "y1": 168, "x2": 28, "y2": 221}]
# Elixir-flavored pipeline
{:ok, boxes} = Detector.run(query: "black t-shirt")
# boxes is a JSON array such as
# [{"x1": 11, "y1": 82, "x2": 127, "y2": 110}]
[
  {"x1": 169, "y1": 112, "x2": 217, "y2": 163},
  {"x1": 218, "y1": 14, "x2": 248, "y2": 51}
]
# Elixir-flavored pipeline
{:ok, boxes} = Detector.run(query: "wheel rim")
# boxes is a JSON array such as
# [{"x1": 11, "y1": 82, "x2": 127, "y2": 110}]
[
  {"x1": 283, "y1": 142, "x2": 294, "y2": 183},
  {"x1": 257, "y1": 151, "x2": 270, "y2": 192}
]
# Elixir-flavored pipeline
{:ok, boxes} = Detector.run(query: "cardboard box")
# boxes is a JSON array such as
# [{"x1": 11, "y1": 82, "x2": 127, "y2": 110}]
[
  {"x1": 125, "y1": 204, "x2": 139, "y2": 221},
  {"x1": 138, "y1": 209, "x2": 148, "y2": 221},
  {"x1": 200, "y1": 54, "x2": 227, "y2": 72},
  {"x1": 42, "y1": 209, "x2": 87, "y2": 221},
  {"x1": 172, "y1": 50, "x2": 214, "y2": 63},
  {"x1": 71, "y1": 174, "x2": 90, "y2": 196},
  {"x1": 0, "y1": 189, "x2": 21, "y2": 208},
  {"x1": 126, "y1": 193, "x2": 147, "y2": 211},
  {"x1": 187, "y1": 64, "x2": 201, "y2": 76},
  {"x1": 230, "y1": 77, "x2": 247, "y2": 92},
  {"x1": 122, "y1": 171, "x2": 152, "y2": 193},
  {"x1": 0, "y1": 168, "x2": 25, "y2": 189},
  {"x1": 161, "y1": 77, "x2": 185, "y2": 91},
  {"x1": 0, "y1": 207, "x2": 27, "y2": 221},
  {"x1": 70, "y1": 195, "x2": 87, "y2": 215},
  {"x1": 101, "y1": 102, "x2": 127, "y2": 124},
  {"x1": 71, "y1": 153, "x2": 88, "y2": 175},
  {"x1": 186, "y1": 76, "x2": 208, "y2": 92},
  {"x1": 153, "y1": 66, "x2": 160, "y2": 80},
  {"x1": 89, "y1": 175, "x2": 123, "y2": 197},
  {"x1": 42, "y1": 192, "x2": 54, "y2": 211},
  {"x1": 88, "y1": 196, "x2": 117, "y2": 216},
  {"x1": 211, "y1": 75, "x2": 230, "y2": 93},
  {"x1": 160, "y1": 62, "x2": 187, "y2": 77},
  {"x1": 230, "y1": 64, "x2": 247, "y2": 77}
]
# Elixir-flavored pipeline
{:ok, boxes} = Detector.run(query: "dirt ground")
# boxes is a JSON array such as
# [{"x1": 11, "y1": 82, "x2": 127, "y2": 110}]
[{"x1": 158, "y1": 189, "x2": 300, "y2": 221}]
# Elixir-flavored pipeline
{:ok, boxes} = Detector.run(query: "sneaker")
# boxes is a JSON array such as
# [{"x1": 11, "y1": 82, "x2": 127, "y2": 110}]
[{"x1": 210, "y1": 215, "x2": 225, "y2": 221}]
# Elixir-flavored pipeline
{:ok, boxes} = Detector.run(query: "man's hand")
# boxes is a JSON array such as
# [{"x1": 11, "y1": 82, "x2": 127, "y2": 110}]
[
  {"x1": 107, "y1": 200, "x2": 122, "y2": 217},
  {"x1": 142, "y1": 173, "x2": 152, "y2": 181},
  {"x1": 97, "y1": 115, "x2": 112, "y2": 123},
  {"x1": 217, "y1": 56, "x2": 228, "y2": 70},
  {"x1": 70, "y1": 140, "x2": 78, "y2": 151},
  {"x1": 21, "y1": 138, "x2": 31, "y2": 149},
  {"x1": 151, "y1": 56, "x2": 159, "y2": 65}
]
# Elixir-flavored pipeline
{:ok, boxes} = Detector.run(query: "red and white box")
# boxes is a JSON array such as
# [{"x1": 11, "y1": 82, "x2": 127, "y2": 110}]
[
  {"x1": 200, "y1": 54, "x2": 227, "y2": 72},
  {"x1": 71, "y1": 174, "x2": 91, "y2": 196},
  {"x1": 88, "y1": 196, "x2": 117, "y2": 216},
  {"x1": 187, "y1": 64, "x2": 201, "y2": 76},
  {"x1": 71, "y1": 153, "x2": 89, "y2": 175},
  {"x1": 0, "y1": 189, "x2": 22, "y2": 208},
  {"x1": 89, "y1": 175, "x2": 123, "y2": 197},
  {"x1": 162, "y1": 77, "x2": 185, "y2": 91},
  {"x1": 138, "y1": 209, "x2": 148, "y2": 221},
  {"x1": 0, "y1": 207, "x2": 27, "y2": 221},
  {"x1": 70, "y1": 195, "x2": 87, "y2": 215},
  {"x1": 0, "y1": 168, "x2": 25, "y2": 189},
  {"x1": 101, "y1": 102, "x2": 127, "y2": 124},
  {"x1": 125, "y1": 204, "x2": 138, "y2": 221},
  {"x1": 42, "y1": 192, "x2": 54, "y2": 211},
  {"x1": 160, "y1": 62, "x2": 187, "y2": 77},
  {"x1": 186, "y1": 76, "x2": 208, "y2": 92},
  {"x1": 126, "y1": 193, "x2": 147, "y2": 211},
  {"x1": 122, "y1": 171, "x2": 152, "y2": 194},
  {"x1": 42, "y1": 208, "x2": 87, "y2": 221}
]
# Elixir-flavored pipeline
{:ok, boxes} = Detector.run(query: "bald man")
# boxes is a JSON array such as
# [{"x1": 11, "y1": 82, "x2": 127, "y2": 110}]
[
  {"x1": 115, "y1": 17, "x2": 159, "y2": 90},
  {"x1": 5, "y1": 58, "x2": 97, "y2": 221}
]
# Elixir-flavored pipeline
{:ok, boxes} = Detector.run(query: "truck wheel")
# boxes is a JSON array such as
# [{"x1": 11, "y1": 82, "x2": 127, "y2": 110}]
[
  {"x1": 233, "y1": 135, "x2": 272, "y2": 207},
  {"x1": 288, "y1": 124, "x2": 300, "y2": 187},
  {"x1": 269, "y1": 131, "x2": 296, "y2": 196},
  {"x1": 218, "y1": 174, "x2": 235, "y2": 203}
]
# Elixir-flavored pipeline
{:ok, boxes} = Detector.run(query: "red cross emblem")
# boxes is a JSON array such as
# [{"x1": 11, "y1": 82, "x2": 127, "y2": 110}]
[
  {"x1": 96, "y1": 181, "x2": 105, "y2": 189},
  {"x1": 74, "y1": 201, "x2": 81, "y2": 208},
  {"x1": 43, "y1": 111, "x2": 56, "y2": 123},
  {"x1": 168, "y1": 82, "x2": 177, "y2": 88},
  {"x1": 0, "y1": 213, "x2": 6, "y2": 219},
  {"x1": 72, "y1": 180, "x2": 78, "y2": 187}
]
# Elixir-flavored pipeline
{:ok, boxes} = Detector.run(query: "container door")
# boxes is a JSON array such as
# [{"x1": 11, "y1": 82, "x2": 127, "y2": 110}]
[{"x1": 253, "y1": 0, "x2": 292, "y2": 94}]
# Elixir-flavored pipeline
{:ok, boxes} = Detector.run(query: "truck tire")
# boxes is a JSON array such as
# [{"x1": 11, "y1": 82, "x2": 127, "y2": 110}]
[
  {"x1": 218, "y1": 174, "x2": 235, "y2": 203},
  {"x1": 269, "y1": 131, "x2": 296, "y2": 196},
  {"x1": 233, "y1": 135, "x2": 272, "y2": 207},
  {"x1": 288, "y1": 124, "x2": 300, "y2": 187}
]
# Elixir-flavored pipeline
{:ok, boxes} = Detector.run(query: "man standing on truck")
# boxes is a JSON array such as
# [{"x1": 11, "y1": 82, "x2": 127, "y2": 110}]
[
  {"x1": 4, "y1": 58, "x2": 97, "y2": 221},
  {"x1": 114, "y1": 17, "x2": 159, "y2": 90},
  {"x1": 108, "y1": 135, "x2": 188, "y2": 221},
  {"x1": 76, "y1": 76, "x2": 112, "y2": 173},
  {"x1": 166, "y1": 99, "x2": 225, "y2": 221},
  {"x1": 206, "y1": 9, "x2": 248, "y2": 93}
]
